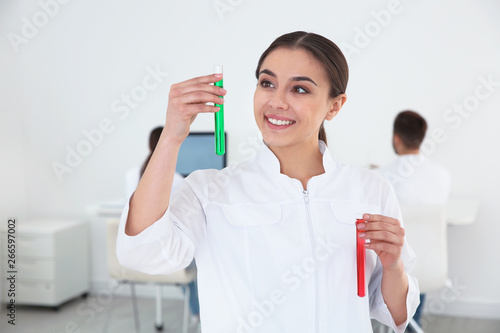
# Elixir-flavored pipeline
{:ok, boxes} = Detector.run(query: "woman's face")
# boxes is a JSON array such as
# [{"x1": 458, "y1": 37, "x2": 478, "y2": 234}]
[{"x1": 254, "y1": 47, "x2": 341, "y2": 149}]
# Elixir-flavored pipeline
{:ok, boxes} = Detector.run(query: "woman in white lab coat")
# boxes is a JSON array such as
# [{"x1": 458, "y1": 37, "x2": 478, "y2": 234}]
[{"x1": 117, "y1": 31, "x2": 419, "y2": 333}]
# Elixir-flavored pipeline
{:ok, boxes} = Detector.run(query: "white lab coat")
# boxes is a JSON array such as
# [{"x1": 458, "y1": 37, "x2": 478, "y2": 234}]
[
  {"x1": 375, "y1": 154, "x2": 451, "y2": 205},
  {"x1": 117, "y1": 141, "x2": 419, "y2": 333}
]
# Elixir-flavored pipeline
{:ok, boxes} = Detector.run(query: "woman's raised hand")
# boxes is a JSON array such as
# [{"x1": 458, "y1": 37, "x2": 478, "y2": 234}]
[
  {"x1": 164, "y1": 73, "x2": 226, "y2": 144},
  {"x1": 125, "y1": 73, "x2": 225, "y2": 236}
]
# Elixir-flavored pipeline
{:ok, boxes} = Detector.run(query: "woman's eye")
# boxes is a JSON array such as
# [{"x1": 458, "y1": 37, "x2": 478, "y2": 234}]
[
  {"x1": 292, "y1": 86, "x2": 308, "y2": 94},
  {"x1": 260, "y1": 80, "x2": 274, "y2": 88}
]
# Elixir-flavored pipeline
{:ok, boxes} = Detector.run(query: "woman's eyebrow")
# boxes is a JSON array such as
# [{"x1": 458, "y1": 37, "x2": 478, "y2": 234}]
[
  {"x1": 259, "y1": 69, "x2": 317, "y2": 86},
  {"x1": 292, "y1": 76, "x2": 317, "y2": 86},
  {"x1": 259, "y1": 69, "x2": 276, "y2": 78}
]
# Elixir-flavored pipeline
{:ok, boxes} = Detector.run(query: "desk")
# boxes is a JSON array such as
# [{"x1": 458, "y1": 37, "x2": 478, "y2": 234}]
[{"x1": 446, "y1": 197, "x2": 481, "y2": 226}]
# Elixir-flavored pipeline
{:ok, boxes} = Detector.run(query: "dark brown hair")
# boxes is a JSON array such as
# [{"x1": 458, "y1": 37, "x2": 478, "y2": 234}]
[
  {"x1": 255, "y1": 31, "x2": 349, "y2": 145},
  {"x1": 393, "y1": 110, "x2": 427, "y2": 149},
  {"x1": 140, "y1": 126, "x2": 163, "y2": 177}
]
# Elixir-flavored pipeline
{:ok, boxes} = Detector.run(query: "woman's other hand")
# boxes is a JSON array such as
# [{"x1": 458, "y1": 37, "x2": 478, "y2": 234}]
[{"x1": 357, "y1": 213, "x2": 405, "y2": 271}]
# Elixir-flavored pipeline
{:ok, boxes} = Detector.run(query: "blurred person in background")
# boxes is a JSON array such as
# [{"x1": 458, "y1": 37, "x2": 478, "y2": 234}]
[{"x1": 375, "y1": 110, "x2": 451, "y2": 328}]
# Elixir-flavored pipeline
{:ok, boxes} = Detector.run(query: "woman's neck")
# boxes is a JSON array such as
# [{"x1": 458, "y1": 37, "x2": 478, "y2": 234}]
[{"x1": 268, "y1": 140, "x2": 325, "y2": 190}]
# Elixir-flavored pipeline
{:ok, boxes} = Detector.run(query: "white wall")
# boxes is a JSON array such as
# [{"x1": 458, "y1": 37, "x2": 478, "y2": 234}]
[{"x1": 1, "y1": 0, "x2": 499, "y2": 319}]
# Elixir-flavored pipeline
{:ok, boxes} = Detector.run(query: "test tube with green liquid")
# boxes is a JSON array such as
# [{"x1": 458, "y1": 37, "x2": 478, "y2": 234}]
[{"x1": 214, "y1": 65, "x2": 225, "y2": 155}]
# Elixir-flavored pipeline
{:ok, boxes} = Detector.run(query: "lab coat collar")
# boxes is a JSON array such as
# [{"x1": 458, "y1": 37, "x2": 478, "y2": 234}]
[{"x1": 256, "y1": 140, "x2": 335, "y2": 175}]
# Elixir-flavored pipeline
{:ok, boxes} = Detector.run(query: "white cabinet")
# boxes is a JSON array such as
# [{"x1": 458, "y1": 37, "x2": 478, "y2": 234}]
[{"x1": 1, "y1": 219, "x2": 89, "y2": 307}]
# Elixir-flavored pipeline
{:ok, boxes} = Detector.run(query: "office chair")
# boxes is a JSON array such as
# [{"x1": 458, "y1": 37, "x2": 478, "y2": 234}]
[{"x1": 104, "y1": 218, "x2": 197, "y2": 333}]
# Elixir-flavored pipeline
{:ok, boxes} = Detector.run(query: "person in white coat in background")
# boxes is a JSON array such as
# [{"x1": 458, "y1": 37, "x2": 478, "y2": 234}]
[
  {"x1": 375, "y1": 111, "x2": 451, "y2": 206},
  {"x1": 375, "y1": 110, "x2": 451, "y2": 329},
  {"x1": 116, "y1": 31, "x2": 419, "y2": 333}
]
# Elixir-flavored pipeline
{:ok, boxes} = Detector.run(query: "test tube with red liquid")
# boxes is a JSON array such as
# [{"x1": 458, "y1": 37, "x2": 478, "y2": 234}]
[{"x1": 356, "y1": 219, "x2": 366, "y2": 297}]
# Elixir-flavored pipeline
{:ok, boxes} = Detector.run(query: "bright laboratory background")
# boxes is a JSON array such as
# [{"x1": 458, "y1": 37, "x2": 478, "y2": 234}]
[{"x1": 1, "y1": 0, "x2": 500, "y2": 320}]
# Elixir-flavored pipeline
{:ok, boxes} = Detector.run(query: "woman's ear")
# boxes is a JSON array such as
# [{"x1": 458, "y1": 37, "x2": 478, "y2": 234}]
[{"x1": 325, "y1": 94, "x2": 347, "y2": 121}]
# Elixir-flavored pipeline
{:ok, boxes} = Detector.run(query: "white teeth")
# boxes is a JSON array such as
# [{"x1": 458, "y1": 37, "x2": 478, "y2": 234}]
[{"x1": 267, "y1": 117, "x2": 294, "y2": 126}]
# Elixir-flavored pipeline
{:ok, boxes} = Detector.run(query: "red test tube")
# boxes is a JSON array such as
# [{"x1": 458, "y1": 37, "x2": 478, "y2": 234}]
[{"x1": 356, "y1": 219, "x2": 366, "y2": 297}]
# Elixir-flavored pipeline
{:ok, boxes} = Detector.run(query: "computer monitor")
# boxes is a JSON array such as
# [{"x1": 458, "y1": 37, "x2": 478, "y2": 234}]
[{"x1": 176, "y1": 132, "x2": 227, "y2": 177}]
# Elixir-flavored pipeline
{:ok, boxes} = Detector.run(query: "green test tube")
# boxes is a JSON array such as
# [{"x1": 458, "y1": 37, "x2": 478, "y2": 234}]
[{"x1": 214, "y1": 65, "x2": 225, "y2": 155}]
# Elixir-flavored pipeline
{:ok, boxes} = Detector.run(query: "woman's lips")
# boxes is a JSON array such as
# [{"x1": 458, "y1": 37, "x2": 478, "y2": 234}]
[{"x1": 265, "y1": 116, "x2": 296, "y2": 129}]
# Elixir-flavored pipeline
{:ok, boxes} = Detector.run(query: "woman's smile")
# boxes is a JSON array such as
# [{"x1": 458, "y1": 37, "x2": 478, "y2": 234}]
[{"x1": 265, "y1": 114, "x2": 296, "y2": 129}]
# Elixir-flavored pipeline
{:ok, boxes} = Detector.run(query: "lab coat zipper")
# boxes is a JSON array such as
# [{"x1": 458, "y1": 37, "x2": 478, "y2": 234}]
[{"x1": 303, "y1": 190, "x2": 319, "y2": 333}]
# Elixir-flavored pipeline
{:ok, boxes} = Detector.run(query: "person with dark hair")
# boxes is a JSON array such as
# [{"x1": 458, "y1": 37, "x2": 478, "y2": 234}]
[
  {"x1": 141, "y1": 126, "x2": 164, "y2": 177},
  {"x1": 377, "y1": 111, "x2": 451, "y2": 205},
  {"x1": 376, "y1": 110, "x2": 451, "y2": 329},
  {"x1": 117, "y1": 31, "x2": 419, "y2": 332},
  {"x1": 393, "y1": 110, "x2": 427, "y2": 153}
]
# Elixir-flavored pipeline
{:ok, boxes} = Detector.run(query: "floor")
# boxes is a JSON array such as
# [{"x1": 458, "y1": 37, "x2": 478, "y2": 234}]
[
  {"x1": 1, "y1": 294, "x2": 500, "y2": 333},
  {"x1": 372, "y1": 317, "x2": 500, "y2": 333},
  {"x1": 0, "y1": 295, "x2": 200, "y2": 333}
]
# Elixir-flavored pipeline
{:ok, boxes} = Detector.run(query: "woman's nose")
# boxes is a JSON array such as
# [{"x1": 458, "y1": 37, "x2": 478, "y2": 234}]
[{"x1": 268, "y1": 89, "x2": 289, "y2": 110}]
